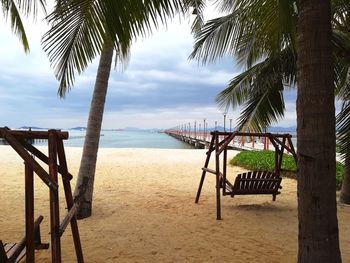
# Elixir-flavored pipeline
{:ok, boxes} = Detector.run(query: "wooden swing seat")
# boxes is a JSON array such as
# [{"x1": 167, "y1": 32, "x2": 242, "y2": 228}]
[
  {"x1": 0, "y1": 216, "x2": 49, "y2": 263},
  {"x1": 228, "y1": 171, "x2": 282, "y2": 201},
  {"x1": 1, "y1": 242, "x2": 26, "y2": 263}
]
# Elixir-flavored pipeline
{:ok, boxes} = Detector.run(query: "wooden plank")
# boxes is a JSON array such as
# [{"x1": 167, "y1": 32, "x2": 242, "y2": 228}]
[
  {"x1": 247, "y1": 171, "x2": 252, "y2": 189},
  {"x1": 15, "y1": 247, "x2": 27, "y2": 263},
  {"x1": 233, "y1": 174, "x2": 241, "y2": 191},
  {"x1": 223, "y1": 147, "x2": 227, "y2": 195},
  {"x1": 57, "y1": 139, "x2": 84, "y2": 262},
  {"x1": 7, "y1": 239, "x2": 25, "y2": 263},
  {"x1": 0, "y1": 128, "x2": 68, "y2": 140},
  {"x1": 201, "y1": 167, "x2": 217, "y2": 174},
  {"x1": 25, "y1": 164, "x2": 35, "y2": 263},
  {"x1": 255, "y1": 171, "x2": 264, "y2": 189},
  {"x1": 4, "y1": 243, "x2": 16, "y2": 253},
  {"x1": 215, "y1": 133, "x2": 221, "y2": 220},
  {"x1": 0, "y1": 240, "x2": 8, "y2": 262},
  {"x1": 48, "y1": 131, "x2": 61, "y2": 263},
  {"x1": 251, "y1": 171, "x2": 257, "y2": 189},
  {"x1": 59, "y1": 204, "x2": 78, "y2": 236},
  {"x1": 242, "y1": 173, "x2": 247, "y2": 189}
]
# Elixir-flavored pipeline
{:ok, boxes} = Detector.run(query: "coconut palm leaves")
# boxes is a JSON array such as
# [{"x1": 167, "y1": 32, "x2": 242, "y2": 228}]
[
  {"x1": 1, "y1": 0, "x2": 46, "y2": 52},
  {"x1": 190, "y1": 0, "x2": 297, "y2": 67},
  {"x1": 216, "y1": 46, "x2": 296, "y2": 131},
  {"x1": 191, "y1": 0, "x2": 350, "y2": 136},
  {"x1": 42, "y1": 0, "x2": 186, "y2": 96}
]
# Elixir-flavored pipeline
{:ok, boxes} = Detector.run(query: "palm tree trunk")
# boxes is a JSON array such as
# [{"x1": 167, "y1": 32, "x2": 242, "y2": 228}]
[
  {"x1": 74, "y1": 45, "x2": 114, "y2": 219},
  {"x1": 339, "y1": 151, "x2": 350, "y2": 204},
  {"x1": 297, "y1": 0, "x2": 341, "y2": 261}
]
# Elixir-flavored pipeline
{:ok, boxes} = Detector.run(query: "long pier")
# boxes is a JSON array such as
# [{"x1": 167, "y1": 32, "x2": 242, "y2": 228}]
[{"x1": 164, "y1": 129, "x2": 272, "y2": 151}]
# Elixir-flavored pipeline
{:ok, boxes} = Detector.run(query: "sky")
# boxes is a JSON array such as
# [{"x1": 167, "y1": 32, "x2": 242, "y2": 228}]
[{"x1": 0, "y1": 5, "x2": 297, "y2": 130}]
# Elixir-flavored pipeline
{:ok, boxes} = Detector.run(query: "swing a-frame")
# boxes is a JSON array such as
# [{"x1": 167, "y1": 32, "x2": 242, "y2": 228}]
[
  {"x1": 0, "y1": 127, "x2": 84, "y2": 263},
  {"x1": 195, "y1": 131, "x2": 297, "y2": 220}
]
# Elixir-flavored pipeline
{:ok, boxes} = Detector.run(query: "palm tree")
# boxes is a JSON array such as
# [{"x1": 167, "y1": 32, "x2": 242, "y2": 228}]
[
  {"x1": 42, "y1": 0, "x2": 192, "y2": 219},
  {"x1": 1, "y1": 0, "x2": 46, "y2": 52},
  {"x1": 297, "y1": 0, "x2": 341, "y2": 260},
  {"x1": 190, "y1": 0, "x2": 342, "y2": 260},
  {"x1": 226, "y1": 2, "x2": 350, "y2": 204},
  {"x1": 192, "y1": 0, "x2": 350, "y2": 204}
]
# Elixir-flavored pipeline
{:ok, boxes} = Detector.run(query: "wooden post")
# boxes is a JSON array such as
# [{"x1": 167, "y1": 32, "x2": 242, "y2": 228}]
[
  {"x1": 223, "y1": 146, "x2": 227, "y2": 196},
  {"x1": 277, "y1": 137, "x2": 287, "y2": 174},
  {"x1": 25, "y1": 163, "x2": 35, "y2": 263},
  {"x1": 215, "y1": 133, "x2": 221, "y2": 220},
  {"x1": 48, "y1": 131, "x2": 61, "y2": 263},
  {"x1": 274, "y1": 142, "x2": 280, "y2": 177},
  {"x1": 57, "y1": 140, "x2": 84, "y2": 263},
  {"x1": 195, "y1": 135, "x2": 215, "y2": 203}
]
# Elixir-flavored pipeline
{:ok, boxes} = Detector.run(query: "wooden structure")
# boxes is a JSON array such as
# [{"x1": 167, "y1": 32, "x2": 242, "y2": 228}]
[
  {"x1": 195, "y1": 131, "x2": 297, "y2": 220},
  {"x1": 0, "y1": 128, "x2": 84, "y2": 263}
]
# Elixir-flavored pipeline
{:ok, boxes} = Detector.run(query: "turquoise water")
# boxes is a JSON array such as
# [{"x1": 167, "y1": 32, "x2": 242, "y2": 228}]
[{"x1": 42, "y1": 130, "x2": 194, "y2": 149}]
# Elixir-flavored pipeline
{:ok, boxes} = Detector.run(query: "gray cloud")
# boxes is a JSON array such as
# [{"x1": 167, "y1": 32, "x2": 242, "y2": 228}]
[{"x1": 0, "y1": 13, "x2": 296, "y2": 130}]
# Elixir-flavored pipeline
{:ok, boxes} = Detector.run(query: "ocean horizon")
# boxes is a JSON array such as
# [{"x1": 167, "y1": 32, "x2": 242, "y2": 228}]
[{"x1": 34, "y1": 130, "x2": 195, "y2": 149}]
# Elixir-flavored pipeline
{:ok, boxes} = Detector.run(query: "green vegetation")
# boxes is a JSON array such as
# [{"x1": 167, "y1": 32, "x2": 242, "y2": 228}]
[{"x1": 230, "y1": 150, "x2": 344, "y2": 189}]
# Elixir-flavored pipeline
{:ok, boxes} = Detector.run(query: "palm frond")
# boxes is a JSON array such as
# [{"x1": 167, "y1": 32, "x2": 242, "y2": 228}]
[
  {"x1": 237, "y1": 80, "x2": 285, "y2": 132},
  {"x1": 1, "y1": 0, "x2": 46, "y2": 53},
  {"x1": 42, "y1": 0, "x2": 186, "y2": 97},
  {"x1": 216, "y1": 46, "x2": 296, "y2": 131},
  {"x1": 190, "y1": 0, "x2": 297, "y2": 68}
]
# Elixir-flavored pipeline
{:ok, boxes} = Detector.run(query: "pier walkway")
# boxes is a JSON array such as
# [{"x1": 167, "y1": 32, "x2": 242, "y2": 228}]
[{"x1": 164, "y1": 129, "x2": 272, "y2": 151}]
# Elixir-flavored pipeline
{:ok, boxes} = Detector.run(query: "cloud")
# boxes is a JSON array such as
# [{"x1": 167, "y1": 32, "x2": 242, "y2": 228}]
[{"x1": 0, "y1": 6, "x2": 297, "y2": 130}]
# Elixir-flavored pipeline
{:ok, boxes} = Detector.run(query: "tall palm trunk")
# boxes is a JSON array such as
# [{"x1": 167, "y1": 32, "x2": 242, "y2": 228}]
[
  {"x1": 297, "y1": 0, "x2": 341, "y2": 261},
  {"x1": 340, "y1": 151, "x2": 350, "y2": 204},
  {"x1": 74, "y1": 45, "x2": 114, "y2": 219}
]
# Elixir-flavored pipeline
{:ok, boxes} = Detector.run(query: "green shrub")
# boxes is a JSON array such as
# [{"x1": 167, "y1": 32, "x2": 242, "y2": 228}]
[
  {"x1": 230, "y1": 150, "x2": 297, "y2": 172},
  {"x1": 230, "y1": 150, "x2": 344, "y2": 189}
]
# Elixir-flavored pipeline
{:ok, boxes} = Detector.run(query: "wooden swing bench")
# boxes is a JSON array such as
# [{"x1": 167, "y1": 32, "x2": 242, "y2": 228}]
[
  {"x1": 229, "y1": 171, "x2": 282, "y2": 200},
  {"x1": 196, "y1": 131, "x2": 297, "y2": 220},
  {"x1": 0, "y1": 216, "x2": 49, "y2": 263}
]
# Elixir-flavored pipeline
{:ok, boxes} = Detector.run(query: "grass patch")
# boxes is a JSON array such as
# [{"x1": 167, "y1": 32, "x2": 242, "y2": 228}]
[{"x1": 230, "y1": 150, "x2": 344, "y2": 189}]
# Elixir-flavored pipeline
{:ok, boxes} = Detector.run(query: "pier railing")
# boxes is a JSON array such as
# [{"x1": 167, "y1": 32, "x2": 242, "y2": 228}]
[{"x1": 164, "y1": 129, "x2": 273, "y2": 150}]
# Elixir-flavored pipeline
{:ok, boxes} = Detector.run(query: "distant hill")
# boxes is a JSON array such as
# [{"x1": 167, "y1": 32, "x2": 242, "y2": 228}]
[
  {"x1": 18, "y1": 126, "x2": 46, "y2": 130},
  {"x1": 70, "y1": 127, "x2": 87, "y2": 131},
  {"x1": 267, "y1": 126, "x2": 296, "y2": 133}
]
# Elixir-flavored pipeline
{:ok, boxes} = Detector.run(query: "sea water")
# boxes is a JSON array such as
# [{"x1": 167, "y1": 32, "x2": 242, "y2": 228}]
[{"x1": 52, "y1": 130, "x2": 194, "y2": 149}]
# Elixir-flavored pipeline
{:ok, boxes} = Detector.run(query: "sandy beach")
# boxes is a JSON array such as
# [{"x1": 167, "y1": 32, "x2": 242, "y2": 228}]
[{"x1": 1, "y1": 146, "x2": 350, "y2": 262}]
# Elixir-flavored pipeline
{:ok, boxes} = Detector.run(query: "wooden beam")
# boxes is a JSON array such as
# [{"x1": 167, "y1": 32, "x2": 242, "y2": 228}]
[
  {"x1": 57, "y1": 140, "x2": 84, "y2": 263},
  {"x1": 1, "y1": 129, "x2": 58, "y2": 191},
  {"x1": 217, "y1": 132, "x2": 237, "y2": 155},
  {"x1": 25, "y1": 164, "x2": 35, "y2": 263},
  {"x1": 48, "y1": 131, "x2": 61, "y2": 263},
  {"x1": 59, "y1": 204, "x2": 78, "y2": 236},
  {"x1": 215, "y1": 133, "x2": 221, "y2": 220},
  {"x1": 210, "y1": 131, "x2": 291, "y2": 138},
  {"x1": 0, "y1": 128, "x2": 69, "y2": 140},
  {"x1": 20, "y1": 139, "x2": 73, "y2": 181},
  {"x1": 195, "y1": 135, "x2": 215, "y2": 203}
]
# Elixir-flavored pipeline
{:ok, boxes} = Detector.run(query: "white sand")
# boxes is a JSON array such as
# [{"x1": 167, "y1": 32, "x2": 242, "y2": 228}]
[{"x1": 0, "y1": 146, "x2": 349, "y2": 262}]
